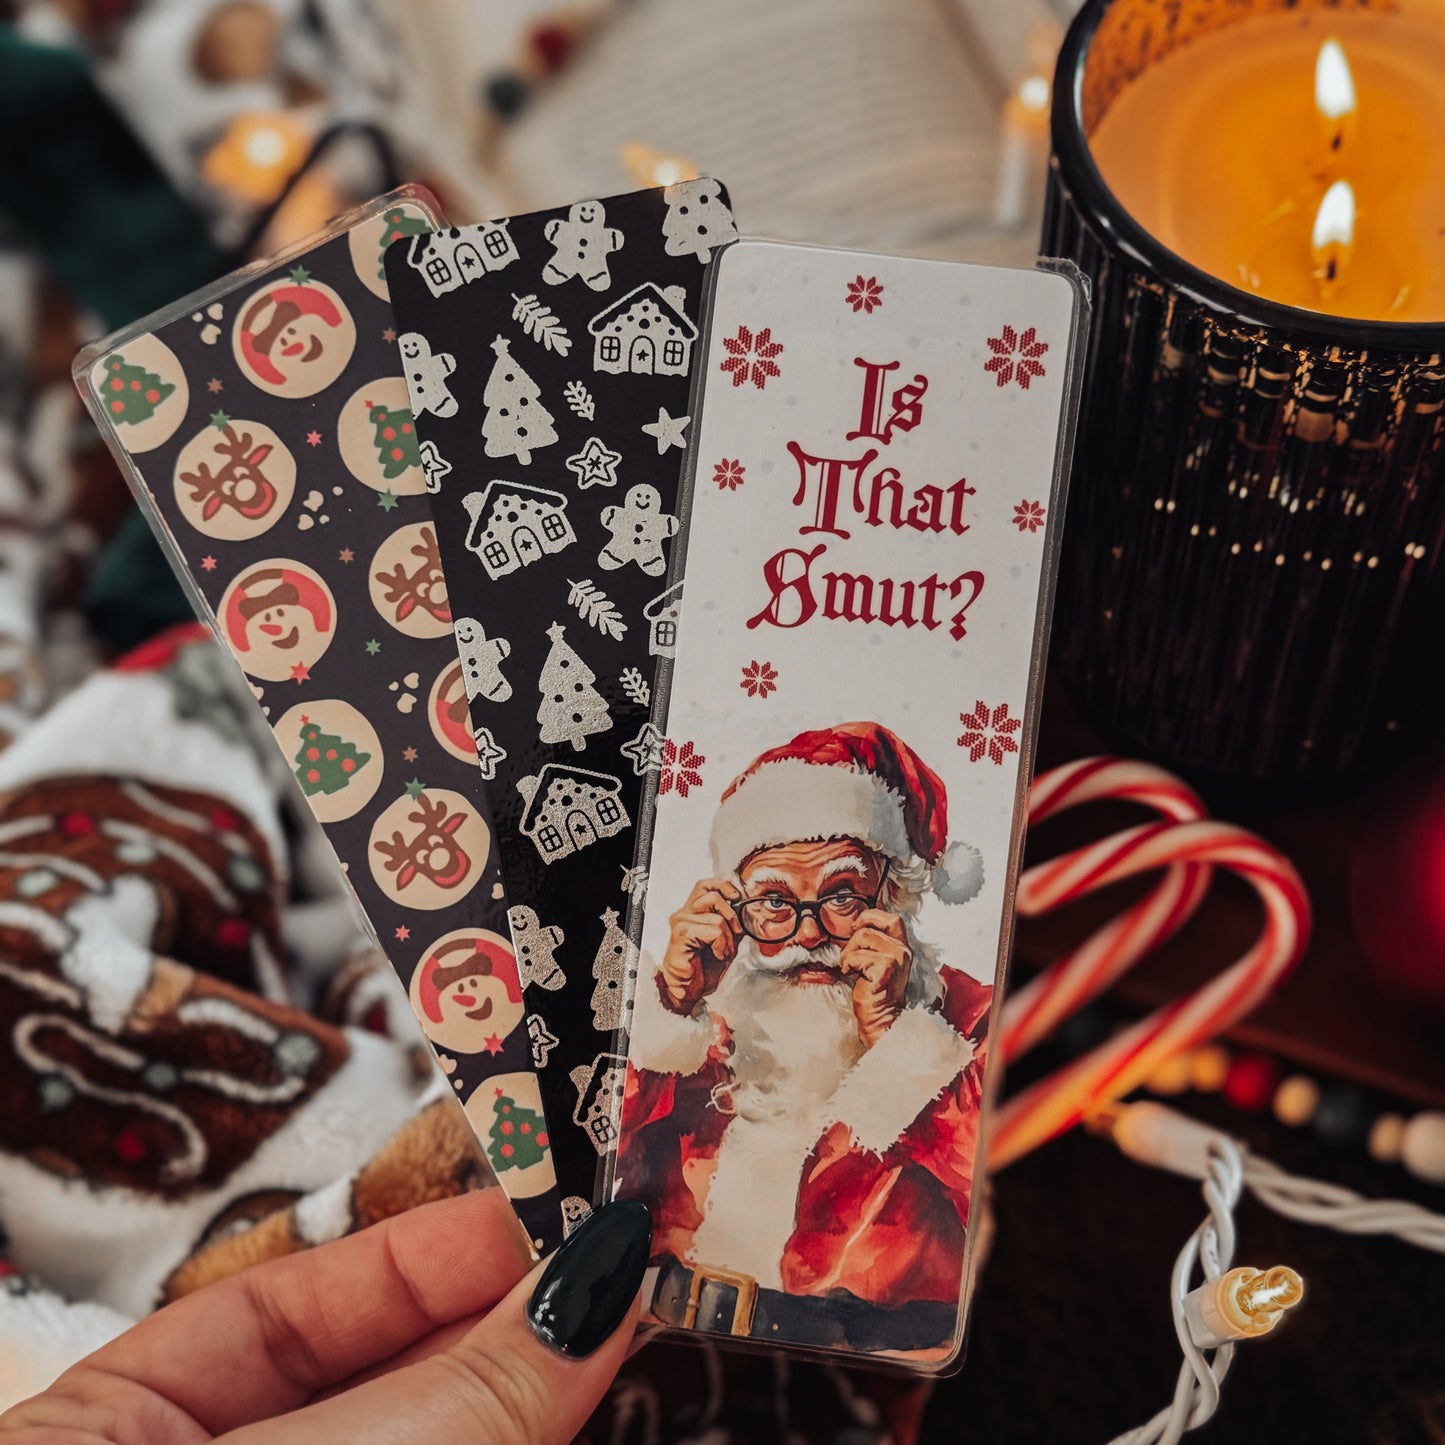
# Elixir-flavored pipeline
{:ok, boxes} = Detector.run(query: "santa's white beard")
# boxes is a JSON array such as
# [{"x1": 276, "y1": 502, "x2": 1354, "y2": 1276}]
[
  {"x1": 688, "y1": 940, "x2": 866, "y2": 1288},
  {"x1": 709, "y1": 939, "x2": 863, "y2": 1121}
]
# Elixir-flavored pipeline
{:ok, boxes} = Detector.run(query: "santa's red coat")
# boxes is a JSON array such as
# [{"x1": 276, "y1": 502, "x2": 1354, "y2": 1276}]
[{"x1": 617, "y1": 964, "x2": 991, "y2": 1308}]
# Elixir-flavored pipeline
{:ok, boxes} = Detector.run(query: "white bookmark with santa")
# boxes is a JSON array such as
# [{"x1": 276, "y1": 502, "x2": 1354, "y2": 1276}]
[{"x1": 608, "y1": 240, "x2": 1086, "y2": 1370}]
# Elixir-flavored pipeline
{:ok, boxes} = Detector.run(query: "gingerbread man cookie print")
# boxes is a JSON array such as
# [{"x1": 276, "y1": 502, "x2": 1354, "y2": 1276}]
[
  {"x1": 598, "y1": 484, "x2": 679, "y2": 576},
  {"x1": 542, "y1": 201, "x2": 624, "y2": 291}
]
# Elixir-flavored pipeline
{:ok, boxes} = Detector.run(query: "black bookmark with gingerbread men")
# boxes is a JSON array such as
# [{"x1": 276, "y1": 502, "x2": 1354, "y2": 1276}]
[{"x1": 386, "y1": 181, "x2": 737, "y2": 1225}]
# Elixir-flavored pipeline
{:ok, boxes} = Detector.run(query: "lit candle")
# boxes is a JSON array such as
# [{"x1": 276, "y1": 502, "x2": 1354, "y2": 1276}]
[{"x1": 1086, "y1": 6, "x2": 1445, "y2": 320}]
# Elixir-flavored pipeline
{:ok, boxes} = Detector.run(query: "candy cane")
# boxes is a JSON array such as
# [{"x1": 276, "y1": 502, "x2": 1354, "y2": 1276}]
[
  {"x1": 1002, "y1": 758, "x2": 1212, "y2": 1062},
  {"x1": 989, "y1": 819, "x2": 1310, "y2": 1170}
]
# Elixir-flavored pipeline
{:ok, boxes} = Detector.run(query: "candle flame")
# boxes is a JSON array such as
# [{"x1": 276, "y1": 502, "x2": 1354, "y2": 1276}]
[
  {"x1": 620, "y1": 141, "x2": 698, "y2": 188},
  {"x1": 1311, "y1": 179, "x2": 1356, "y2": 292},
  {"x1": 1315, "y1": 38, "x2": 1357, "y2": 153}
]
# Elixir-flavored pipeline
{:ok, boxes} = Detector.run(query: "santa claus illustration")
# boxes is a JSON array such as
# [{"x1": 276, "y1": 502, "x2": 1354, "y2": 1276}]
[{"x1": 617, "y1": 722, "x2": 992, "y2": 1356}]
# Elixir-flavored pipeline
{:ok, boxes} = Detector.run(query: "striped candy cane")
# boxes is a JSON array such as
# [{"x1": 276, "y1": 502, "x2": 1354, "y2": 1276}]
[
  {"x1": 1002, "y1": 758, "x2": 1213, "y2": 1063},
  {"x1": 989, "y1": 817, "x2": 1310, "y2": 1169}
]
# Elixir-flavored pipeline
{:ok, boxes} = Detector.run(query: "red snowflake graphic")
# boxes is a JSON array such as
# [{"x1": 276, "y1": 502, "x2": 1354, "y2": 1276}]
[
  {"x1": 720, "y1": 325, "x2": 783, "y2": 390},
  {"x1": 958, "y1": 700, "x2": 1023, "y2": 764},
  {"x1": 1012, "y1": 500, "x2": 1047, "y2": 533},
  {"x1": 713, "y1": 458, "x2": 746, "y2": 491},
  {"x1": 984, "y1": 325, "x2": 1049, "y2": 390},
  {"x1": 846, "y1": 275, "x2": 884, "y2": 314},
  {"x1": 740, "y1": 660, "x2": 778, "y2": 699},
  {"x1": 659, "y1": 739, "x2": 706, "y2": 798}
]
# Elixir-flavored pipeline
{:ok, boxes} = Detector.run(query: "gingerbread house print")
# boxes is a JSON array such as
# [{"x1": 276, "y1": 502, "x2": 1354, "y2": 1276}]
[
  {"x1": 406, "y1": 223, "x2": 518, "y2": 296},
  {"x1": 643, "y1": 581, "x2": 684, "y2": 659},
  {"x1": 569, "y1": 1052, "x2": 627, "y2": 1154},
  {"x1": 517, "y1": 764, "x2": 629, "y2": 863},
  {"x1": 462, "y1": 481, "x2": 575, "y2": 580},
  {"x1": 588, "y1": 283, "x2": 697, "y2": 377}
]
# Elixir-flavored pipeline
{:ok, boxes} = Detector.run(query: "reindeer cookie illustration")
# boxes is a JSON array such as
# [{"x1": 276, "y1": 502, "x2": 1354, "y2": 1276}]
[
  {"x1": 173, "y1": 423, "x2": 295, "y2": 540},
  {"x1": 368, "y1": 787, "x2": 490, "y2": 908},
  {"x1": 368, "y1": 523, "x2": 453, "y2": 639}
]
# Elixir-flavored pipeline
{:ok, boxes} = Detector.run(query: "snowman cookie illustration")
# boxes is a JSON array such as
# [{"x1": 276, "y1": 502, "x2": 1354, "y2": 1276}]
[
  {"x1": 219, "y1": 561, "x2": 336, "y2": 682},
  {"x1": 409, "y1": 928, "x2": 524, "y2": 1055},
  {"x1": 598, "y1": 484, "x2": 679, "y2": 576},
  {"x1": 542, "y1": 200, "x2": 624, "y2": 291},
  {"x1": 233, "y1": 277, "x2": 355, "y2": 398}
]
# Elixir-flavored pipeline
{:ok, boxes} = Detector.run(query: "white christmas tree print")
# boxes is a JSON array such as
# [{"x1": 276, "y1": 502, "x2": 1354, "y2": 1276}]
[
  {"x1": 481, "y1": 336, "x2": 558, "y2": 465},
  {"x1": 536, "y1": 622, "x2": 612, "y2": 751},
  {"x1": 660, "y1": 178, "x2": 737, "y2": 263},
  {"x1": 589, "y1": 906, "x2": 635, "y2": 1031}
]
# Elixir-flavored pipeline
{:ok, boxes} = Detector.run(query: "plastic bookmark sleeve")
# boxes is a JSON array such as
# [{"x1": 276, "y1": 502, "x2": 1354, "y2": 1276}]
[
  {"x1": 603, "y1": 239, "x2": 1090, "y2": 1371},
  {"x1": 73, "y1": 186, "x2": 564, "y2": 1255}
]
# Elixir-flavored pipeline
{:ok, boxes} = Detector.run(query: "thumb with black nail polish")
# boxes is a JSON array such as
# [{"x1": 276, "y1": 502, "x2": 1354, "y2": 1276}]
[{"x1": 528, "y1": 1196, "x2": 653, "y2": 1357}]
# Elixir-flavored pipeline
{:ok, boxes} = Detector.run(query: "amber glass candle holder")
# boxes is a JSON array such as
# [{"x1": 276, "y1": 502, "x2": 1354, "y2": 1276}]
[{"x1": 1044, "y1": 0, "x2": 1445, "y2": 788}]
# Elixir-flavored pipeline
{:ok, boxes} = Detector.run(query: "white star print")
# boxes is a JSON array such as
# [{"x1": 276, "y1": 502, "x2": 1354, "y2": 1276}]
[
  {"x1": 620, "y1": 722, "x2": 665, "y2": 775},
  {"x1": 640, "y1": 406, "x2": 690, "y2": 455},
  {"x1": 472, "y1": 725, "x2": 508, "y2": 780},
  {"x1": 565, "y1": 435, "x2": 622, "y2": 490}
]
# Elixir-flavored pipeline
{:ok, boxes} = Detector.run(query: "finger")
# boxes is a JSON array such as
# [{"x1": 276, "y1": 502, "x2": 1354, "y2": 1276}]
[
  {"x1": 687, "y1": 876, "x2": 740, "y2": 908},
  {"x1": 229, "y1": 1199, "x2": 653, "y2": 1445},
  {"x1": 674, "y1": 913, "x2": 736, "y2": 962},
  {"x1": 69, "y1": 1187, "x2": 532, "y2": 1436},
  {"x1": 855, "y1": 909, "x2": 906, "y2": 941},
  {"x1": 692, "y1": 889, "x2": 741, "y2": 930},
  {"x1": 847, "y1": 926, "x2": 909, "y2": 958}
]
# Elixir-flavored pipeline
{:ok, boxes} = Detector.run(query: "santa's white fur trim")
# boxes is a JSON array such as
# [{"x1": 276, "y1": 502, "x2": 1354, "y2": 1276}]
[
  {"x1": 628, "y1": 963, "x2": 718, "y2": 1076},
  {"x1": 0, "y1": 670, "x2": 284, "y2": 868},
  {"x1": 823, "y1": 1005, "x2": 974, "y2": 1156},
  {"x1": 934, "y1": 841, "x2": 985, "y2": 904},
  {"x1": 710, "y1": 759, "x2": 911, "y2": 874}
]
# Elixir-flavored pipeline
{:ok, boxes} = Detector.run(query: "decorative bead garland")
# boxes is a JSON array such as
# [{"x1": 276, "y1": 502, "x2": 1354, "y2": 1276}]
[{"x1": 1141, "y1": 1042, "x2": 1445, "y2": 1187}]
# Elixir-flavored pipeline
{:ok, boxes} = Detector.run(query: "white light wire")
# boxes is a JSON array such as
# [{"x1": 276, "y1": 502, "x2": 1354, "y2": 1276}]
[{"x1": 1102, "y1": 1106, "x2": 1445, "y2": 1445}]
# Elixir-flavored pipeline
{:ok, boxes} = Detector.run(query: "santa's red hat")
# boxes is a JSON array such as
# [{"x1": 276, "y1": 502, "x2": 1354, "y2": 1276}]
[{"x1": 710, "y1": 721, "x2": 984, "y2": 904}]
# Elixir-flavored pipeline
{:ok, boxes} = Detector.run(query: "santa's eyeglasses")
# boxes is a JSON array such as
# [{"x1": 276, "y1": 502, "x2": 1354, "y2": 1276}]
[{"x1": 736, "y1": 861, "x2": 890, "y2": 944}]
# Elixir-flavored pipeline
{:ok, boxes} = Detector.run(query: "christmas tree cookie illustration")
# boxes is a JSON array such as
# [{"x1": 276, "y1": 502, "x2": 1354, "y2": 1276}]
[
  {"x1": 99, "y1": 352, "x2": 175, "y2": 426},
  {"x1": 536, "y1": 622, "x2": 611, "y2": 751},
  {"x1": 486, "y1": 1089, "x2": 549, "y2": 1173},
  {"x1": 376, "y1": 206, "x2": 431, "y2": 280},
  {"x1": 293, "y1": 719, "x2": 371, "y2": 797},
  {"x1": 481, "y1": 337, "x2": 557, "y2": 465},
  {"x1": 661, "y1": 177, "x2": 738, "y2": 263},
  {"x1": 367, "y1": 398, "x2": 421, "y2": 480}
]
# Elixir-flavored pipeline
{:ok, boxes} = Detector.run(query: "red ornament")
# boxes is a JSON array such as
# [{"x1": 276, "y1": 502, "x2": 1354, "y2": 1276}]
[
  {"x1": 59, "y1": 811, "x2": 97, "y2": 838},
  {"x1": 1222, "y1": 1051, "x2": 1280, "y2": 1112},
  {"x1": 1351, "y1": 769, "x2": 1445, "y2": 1021},
  {"x1": 215, "y1": 916, "x2": 250, "y2": 949},
  {"x1": 114, "y1": 1127, "x2": 147, "y2": 1163},
  {"x1": 529, "y1": 21, "x2": 575, "y2": 71}
]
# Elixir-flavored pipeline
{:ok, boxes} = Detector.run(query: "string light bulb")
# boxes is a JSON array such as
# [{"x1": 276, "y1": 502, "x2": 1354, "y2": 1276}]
[
  {"x1": 1184, "y1": 1265, "x2": 1305, "y2": 1348},
  {"x1": 620, "y1": 141, "x2": 698, "y2": 188}
]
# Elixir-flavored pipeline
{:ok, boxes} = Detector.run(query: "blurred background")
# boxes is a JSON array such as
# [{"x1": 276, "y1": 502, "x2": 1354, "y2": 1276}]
[{"x1": 4, "y1": 2, "x2": 1445, "y2": 1441}]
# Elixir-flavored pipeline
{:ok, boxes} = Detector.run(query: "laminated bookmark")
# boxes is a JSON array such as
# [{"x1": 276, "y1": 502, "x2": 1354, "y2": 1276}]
[
  {"x1": 76, "y1": 189, "x2": 565, "y2": 1253},
  {"x1": 386, "y1": 182, "x2": 737, "y2": 1231},
  {"x1": 609, "y1": 241, "x2": 1087, "y2": 1370}
]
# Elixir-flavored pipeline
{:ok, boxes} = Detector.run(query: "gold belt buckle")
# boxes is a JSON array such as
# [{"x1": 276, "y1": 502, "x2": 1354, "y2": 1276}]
[{"x1": 683, "y1": 1262, "x2": 759, "y2": 1336}]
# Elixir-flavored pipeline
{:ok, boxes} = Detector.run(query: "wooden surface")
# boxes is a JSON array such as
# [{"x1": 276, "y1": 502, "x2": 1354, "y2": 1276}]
[{"x1": 1017, "y1": 674, "x2": 1445, "y2": 1109}]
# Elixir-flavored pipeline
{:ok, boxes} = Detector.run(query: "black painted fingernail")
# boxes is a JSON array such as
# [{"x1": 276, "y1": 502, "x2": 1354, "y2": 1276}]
[{"x1": 527, "y1": 1198, "x2": 651, "y2": 1358}]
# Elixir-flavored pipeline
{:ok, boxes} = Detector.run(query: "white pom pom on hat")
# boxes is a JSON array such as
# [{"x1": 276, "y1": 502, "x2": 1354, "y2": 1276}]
[{"x1": 708, "y1": 721, "x2": 985, "y2": 904}]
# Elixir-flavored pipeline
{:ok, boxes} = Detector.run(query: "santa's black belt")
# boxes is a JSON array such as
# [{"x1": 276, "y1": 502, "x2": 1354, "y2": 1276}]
[{"x1": 650, "y1": 1254, "x2": 956, "y2": 1354}]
